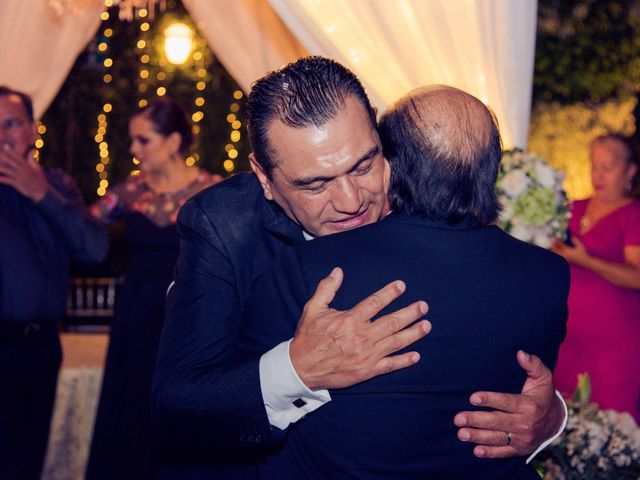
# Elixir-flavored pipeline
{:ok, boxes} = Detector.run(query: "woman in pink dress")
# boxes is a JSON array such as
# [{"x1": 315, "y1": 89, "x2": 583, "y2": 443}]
[{"x1": 552, "y1": 134, "x2": 640, "y2": 421}]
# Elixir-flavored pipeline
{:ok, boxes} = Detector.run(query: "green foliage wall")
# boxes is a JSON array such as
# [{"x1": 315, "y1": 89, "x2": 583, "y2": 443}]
[{"x1": 531, "y1": 0, "x2": 640, "y2": 200}]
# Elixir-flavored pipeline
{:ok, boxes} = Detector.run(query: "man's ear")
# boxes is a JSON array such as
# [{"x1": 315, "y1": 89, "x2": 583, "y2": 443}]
[
  {"x1": 383, "y1": 157, "x2": 391, "y2": 193},
  {"x1": 249, "y1": 153, "x2": 273, "y2": 200}
]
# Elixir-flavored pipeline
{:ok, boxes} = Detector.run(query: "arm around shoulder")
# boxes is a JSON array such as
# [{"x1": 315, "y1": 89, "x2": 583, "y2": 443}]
[{"x1": 36, "y1": 169, "x2": 107, "y2": 264}]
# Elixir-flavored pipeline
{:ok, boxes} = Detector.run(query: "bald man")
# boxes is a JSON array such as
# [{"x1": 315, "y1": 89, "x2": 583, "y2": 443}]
[{"x1": 240, "y1": 85, "x2": 569, "y2": 479}]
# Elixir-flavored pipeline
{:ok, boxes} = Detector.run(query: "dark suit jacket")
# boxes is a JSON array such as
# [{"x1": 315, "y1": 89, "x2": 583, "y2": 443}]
[
  {"x1": 152, "y1": 173, "x2": 305, "y2": 477},
  {"x1": 240, "y1": 212, "x2": 569, "y2": 479},
  {"x1": 0, "y1": 170, "x2": 107, "y2": 324}
]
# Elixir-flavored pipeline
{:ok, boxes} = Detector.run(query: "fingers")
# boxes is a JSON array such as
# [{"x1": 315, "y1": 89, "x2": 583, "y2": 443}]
[
  {"x1": 466, "y1": 391, "x2": 520, "y2": 414},
  {"x1": 370, "y1": 305, "x2": 430, "y2": 357},
  {"x1": 472, "y1": 445, "x2": 517, "y2": 459},
  {"x1": 550, "y1": 239, "x2": 564, "y2": 253},
  {"x1": 0, "y1": 145, "x2": 23, "y2": 165},
  {"x1": 369, "y1": 300, "x2": 428, "y2": 338},
  {"x1": 0, "y1": 176, "x2": 15, "y2": 187},
  {"x1": 375, "y1": 319, "x2": 431, "y2": 358},
  {"x1": 371, "y1": 350, "x2": 421, "y2": 376},
  {"x1": 348, "y1": 280, "x2": 407, "y2": 324},
  {"x1": 0, "y1": 157, "x2": 18, "y2": 175},
  {"x1": 516, "y1": 350, "x2": 548, "y2": 381},
  {"x1": 304, "y1": 267, "x2": 344, "y2": 312},
  {"x1": 455, "y1": 414, "x2": 533, "y2": 457},
  {"x1": 457, "y1": 427, "x2": 513, "y2": 448},
  {"x1": 454, "y1": 409, "x2": 515, "y2": 432}
]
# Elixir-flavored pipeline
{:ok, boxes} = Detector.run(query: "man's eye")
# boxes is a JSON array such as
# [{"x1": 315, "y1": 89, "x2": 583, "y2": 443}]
[
  {"x1": 354, "y1": 162, "x2": 373, "y2": 175},
  {"x1": 2, "y1": 119, "x2": 24, "y2": 130},
  {"x1": 305, "y1": 183, "x2": 327, "y2": 194}
]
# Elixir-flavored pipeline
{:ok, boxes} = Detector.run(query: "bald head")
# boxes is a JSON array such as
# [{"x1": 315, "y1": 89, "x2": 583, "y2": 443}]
[
  {"x1": 379, "y1": 85, "x2": 502, "y2": 225},
  {"x1": 401, "y1": 85, "x2": 496, "y2": 165}
]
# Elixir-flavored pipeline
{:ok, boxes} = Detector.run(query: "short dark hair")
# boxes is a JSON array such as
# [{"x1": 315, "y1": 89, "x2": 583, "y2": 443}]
[
  {"x1": 0, "y1": 86, "x2": 34, "y2": 121},
  {"x1": 591, "y1": 133, "x2": 640, "y2": 196},
  {"x1": 135, "y1": 97, "x2": 193, "y2": 156},
  {"x1": 246, "y1": 56, "x2": 376, "y2": 179},
  {"x1": 380, "y1": 86, "x2": 502, "y2": 226}
]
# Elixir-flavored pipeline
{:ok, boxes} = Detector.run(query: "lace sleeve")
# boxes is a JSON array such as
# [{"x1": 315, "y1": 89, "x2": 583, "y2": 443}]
[{"x1": 90, "y1": 191, "x2": 120, "y2": 224}]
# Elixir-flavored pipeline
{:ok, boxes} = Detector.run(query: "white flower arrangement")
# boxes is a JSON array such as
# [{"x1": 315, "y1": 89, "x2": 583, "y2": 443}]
[
  {"x1": 496, "y1": 149, "x2": 569, "y2": 248},
  {"x1": 535, "y1": 374, "x2": 640, "y2": 479}
]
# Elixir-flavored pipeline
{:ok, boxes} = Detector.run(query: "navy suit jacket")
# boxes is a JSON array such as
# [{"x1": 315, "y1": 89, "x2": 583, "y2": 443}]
[
  {"x1": 240, "y1": 212, "x2": 569, "y2": 479},
  {"x1": 152, "y1": 173, "x2": 305, "y2": 477},
  {"x1": 0, "y1": 170, "x2": 107, "y2": 324}
]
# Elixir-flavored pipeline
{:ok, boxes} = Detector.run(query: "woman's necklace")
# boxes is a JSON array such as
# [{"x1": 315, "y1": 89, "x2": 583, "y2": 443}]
[
  {"x1": 579, "y1": 215, "x2": 592, "y2": 231},
  {"x1": 580, "y1": 197, "x2": 631, "y2": 234}
]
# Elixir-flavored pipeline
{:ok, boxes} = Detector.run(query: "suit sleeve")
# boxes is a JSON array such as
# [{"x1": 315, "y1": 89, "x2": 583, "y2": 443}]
[
  {"x1": 151, "y1": 197, "x2": 275, "y2": 449},
  {"x1": 36, "y1": 169, "x2": 108, "y2": 264}
]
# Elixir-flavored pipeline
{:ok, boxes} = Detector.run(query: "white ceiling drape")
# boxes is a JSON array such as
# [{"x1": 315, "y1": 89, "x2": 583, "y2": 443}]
[
  {"x1": 182, "y1": 0, "x2": 307, "y2": 94},
  {"x1": 0, "y1": 0, "x2": 538, "y2": 147},
  {"x1": 268, "y1": 0, "x2": 538, "y2": 149},
  {"x1": 0, "y1": 0, "x2": 105, "y2": 119}
]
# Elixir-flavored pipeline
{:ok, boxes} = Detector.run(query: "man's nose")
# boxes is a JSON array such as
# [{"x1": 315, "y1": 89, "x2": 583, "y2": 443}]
[{"x1": 331, "y1": 176, "x2": 363, "y2": 213}]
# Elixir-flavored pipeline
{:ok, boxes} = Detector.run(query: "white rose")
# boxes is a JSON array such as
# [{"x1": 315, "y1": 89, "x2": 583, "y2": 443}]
[
  {"x1": 510, "y1": 224, "x2": 532, "y2": 242},
  {"x1": 530, "y1": 225, "x2": 553, "y2": 248},
  {"x1": 501, "y1": 170, "x2": 529, "y2": 197},
  {"x1": 534, "y1": 161, "x2": 557, "y2": 188},
  {"x1": 533, "y1": 234, "x2": 552, "y2": 249}
]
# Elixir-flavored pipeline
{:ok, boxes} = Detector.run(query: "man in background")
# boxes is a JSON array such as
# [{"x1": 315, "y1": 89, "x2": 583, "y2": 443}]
[{"x1": 0, "y1": 86, "x2": 108, "y2": 480}]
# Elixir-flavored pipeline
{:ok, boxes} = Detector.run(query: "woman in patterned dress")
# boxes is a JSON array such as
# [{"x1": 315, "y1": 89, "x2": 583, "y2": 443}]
[{"x1": 86, "y1": 98, "x2": 221, "y2": 479}]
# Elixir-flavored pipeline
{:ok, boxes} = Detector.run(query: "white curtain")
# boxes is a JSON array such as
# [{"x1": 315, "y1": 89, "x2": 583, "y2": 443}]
[
  {"x1": 0, "y1": 0, "x2": 105, "y2": 119},
  {"x1": 183, "y1": 0, "x2": 308, "y2": 94},
  {"x1": 268, "y1": 0, "x2": 537, "y2": 149}
]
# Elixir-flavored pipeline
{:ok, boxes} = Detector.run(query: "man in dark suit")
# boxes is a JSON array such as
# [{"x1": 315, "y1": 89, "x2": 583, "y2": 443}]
[
  {"x1": 0, "y1": 86, "x2": 108, "y2": 479},
  {"x1": 152, "y1": 58, "x2": 566, "y2": 477},
  {"x1": 239, "y1": 85, "x2": 569, "y2": 479}
]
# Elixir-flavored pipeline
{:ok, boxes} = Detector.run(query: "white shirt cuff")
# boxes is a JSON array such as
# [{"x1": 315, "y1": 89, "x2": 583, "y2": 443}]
[
  {"x1": 526, "y1": 390, "x2": 568, "y2": 464},
  {"x1": 259, "y1": 339, "x2": 331, "y2": 430}
]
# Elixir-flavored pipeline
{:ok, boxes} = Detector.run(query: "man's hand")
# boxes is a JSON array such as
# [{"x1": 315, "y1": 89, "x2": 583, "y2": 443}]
[
  {"x1": 454, "y1": 350, "x2": 563, "y2": 458},
  {"x1": 290, "y1": 267, "x2": 430, "y2": 391},
  {"x1": 0, "y1": 144, "x2": 48, "y2": 201}
]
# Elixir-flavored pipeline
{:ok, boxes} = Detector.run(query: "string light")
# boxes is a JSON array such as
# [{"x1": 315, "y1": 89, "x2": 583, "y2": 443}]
[
  {"x1": 223, "y1": 90, "x2": 244, "y2": 173},
  {"x1": 128, "y1": 14, "x2": 236, "y2": 174},
  {"x1": 95, "y1": 4, "x2": 113, "y2": 197}
]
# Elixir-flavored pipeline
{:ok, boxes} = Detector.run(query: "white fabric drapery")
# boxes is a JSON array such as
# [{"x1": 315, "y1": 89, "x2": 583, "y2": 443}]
[
  {"x1": 0, "y1": 0, "x2": 538, "y2": 146},
  {"x1": 182, "y1": 0, "x2": 307, "y2": 95},
  {"x1": 0, "y1": 0, "x2": 105, "y2": 119},
  {"x1": 268, "y1": 0, "x2": 537, "y2": 149}
]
